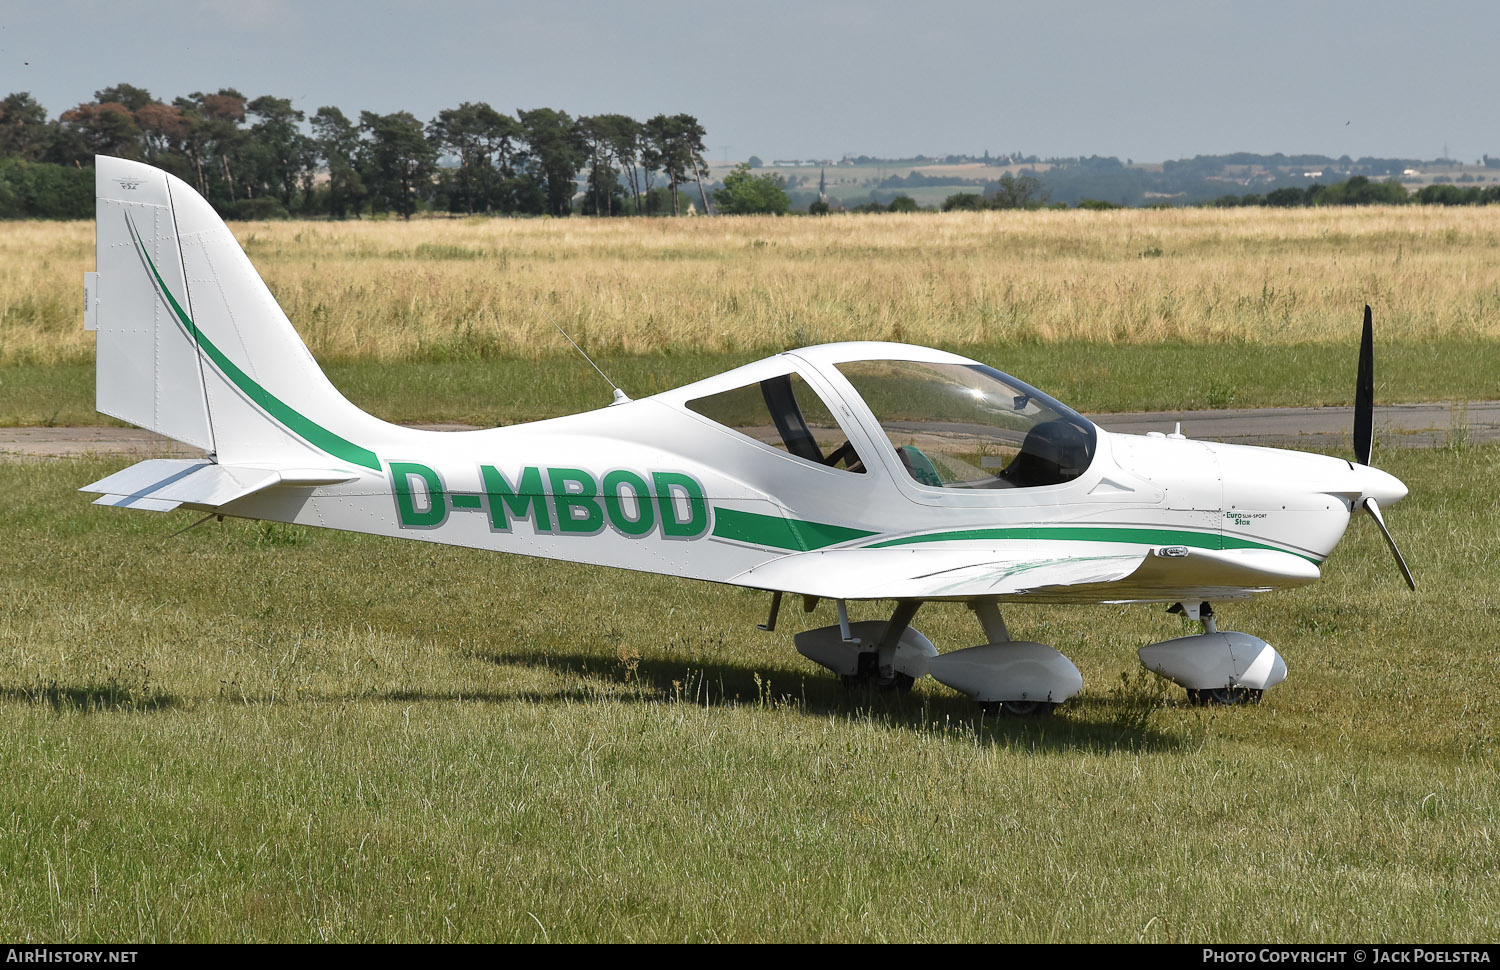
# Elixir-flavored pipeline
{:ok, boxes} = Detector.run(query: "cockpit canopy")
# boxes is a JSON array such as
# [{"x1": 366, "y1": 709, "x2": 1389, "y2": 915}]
[
  {"x1": 682, "y1": 347, "x2": 1096, "y2": 490},
  {"x1": 835, "y1": 360, "x2": 1096, "y2": 489}
]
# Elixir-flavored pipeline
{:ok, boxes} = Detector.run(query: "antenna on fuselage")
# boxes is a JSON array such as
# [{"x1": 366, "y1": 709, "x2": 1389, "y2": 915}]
[{"x1": 533, "y1": 299, "x2": 630, "y2": 405}]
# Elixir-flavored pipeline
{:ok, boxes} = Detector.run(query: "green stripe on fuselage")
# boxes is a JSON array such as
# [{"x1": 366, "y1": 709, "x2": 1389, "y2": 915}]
[{"x1": 712, "y1": 507, "x2": 875, "y2": 551}]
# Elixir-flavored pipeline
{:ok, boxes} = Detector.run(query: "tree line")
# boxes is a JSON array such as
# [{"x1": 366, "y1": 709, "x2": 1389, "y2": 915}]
[
  {"x1": 0, "y1": 86, "x2": 713, "y2": 219},
  {"x1": 935, "y1": 173, "x2": 1500, "y2": 213},
  {"x1": 1207, "y1": 175, "x2": 1500, "y2": 208}
]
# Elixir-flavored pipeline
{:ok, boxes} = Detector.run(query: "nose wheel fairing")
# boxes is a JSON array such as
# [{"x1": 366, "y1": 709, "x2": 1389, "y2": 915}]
[{"x1": 1137, "y1": 630, "x2": 1289, "y2": 698}]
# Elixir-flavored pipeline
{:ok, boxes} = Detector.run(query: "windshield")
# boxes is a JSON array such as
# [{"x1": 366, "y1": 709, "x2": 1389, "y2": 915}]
[{"x1": 834, "y1": 360, "x2": 1096, "y2": 489}]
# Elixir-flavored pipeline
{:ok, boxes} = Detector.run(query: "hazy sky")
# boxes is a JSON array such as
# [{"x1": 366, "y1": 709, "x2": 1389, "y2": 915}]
[{"x1": 5, "y1": 0, "x2": 1498, "y2": 163}]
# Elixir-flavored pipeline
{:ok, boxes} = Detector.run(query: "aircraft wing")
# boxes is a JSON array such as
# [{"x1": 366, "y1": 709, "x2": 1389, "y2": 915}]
[
  {"x1": 82, "y1": 459, "x2": 357, "y2": 512},
  {"x1": 731, "y1": 545, "x2": 1319, "y2": 603}
]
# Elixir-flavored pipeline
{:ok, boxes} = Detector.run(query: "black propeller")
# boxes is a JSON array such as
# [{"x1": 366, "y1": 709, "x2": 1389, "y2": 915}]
[
  {"x1": 1352, "y1": 305, "x2": 1416, "y2": 590},
  {"x1": 1354, "y1": 305, "x2": 1374, "y2": 467}
]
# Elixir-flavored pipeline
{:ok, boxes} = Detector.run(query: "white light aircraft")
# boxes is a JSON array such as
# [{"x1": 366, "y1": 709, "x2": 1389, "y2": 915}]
[{"x1": 81, "y1": 157, "x2": 1415, "y2": 713}]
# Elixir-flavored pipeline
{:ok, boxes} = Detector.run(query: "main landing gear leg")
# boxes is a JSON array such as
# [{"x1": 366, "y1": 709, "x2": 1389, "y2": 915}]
[
  {"x1": 841, "y1": 600, "x2": 924, "y2": 691},
  {"x1": 796, "y1": 603, "x2": 937, "y2": 691},
  {"x1": 873, "y1": 600, "x2": 923, "y2": 691}
]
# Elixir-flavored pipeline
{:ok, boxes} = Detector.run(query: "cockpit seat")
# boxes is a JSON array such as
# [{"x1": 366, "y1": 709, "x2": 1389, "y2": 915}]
[{"x1": 1001, "y1": 420, "x2": 1091, "y2": 488}]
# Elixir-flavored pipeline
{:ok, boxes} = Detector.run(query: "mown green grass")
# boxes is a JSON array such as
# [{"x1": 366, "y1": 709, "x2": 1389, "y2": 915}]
[
  {"x1": 1, "y1": 445, "x2": 1496, "y2": 941},
  {"x1": 6, "y1": 337, "x2": 1499, "y2": 428}
]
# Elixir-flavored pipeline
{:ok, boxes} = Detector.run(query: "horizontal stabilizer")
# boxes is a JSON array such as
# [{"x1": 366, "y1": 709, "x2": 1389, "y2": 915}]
[
  {"x1": 92, "y1": 493, "x2": 183, "y2": 512},
  {"x1": 82, "y1": 459, "x2": 357, "y2": 512}
]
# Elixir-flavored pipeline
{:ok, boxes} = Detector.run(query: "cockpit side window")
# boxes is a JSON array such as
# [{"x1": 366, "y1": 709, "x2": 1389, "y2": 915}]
[
  {"x1": 835, "y1": 360, "x2": 1095, "y2": 489},
  {"x1": 687, "y1": 372, "x2": 865, "y2": 473}
]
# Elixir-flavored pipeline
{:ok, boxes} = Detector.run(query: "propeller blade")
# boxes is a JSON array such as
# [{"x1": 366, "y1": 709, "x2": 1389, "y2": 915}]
[
  {"x1": 1363, "y1": 496, "x2": 1416, "y2": 591},
  {"x1": 1349, "y1": 310, "x2": 1411, "y2": 590},
  {"x1": 1354, "y1": 305, "x2": 1374, "y2": 466}
]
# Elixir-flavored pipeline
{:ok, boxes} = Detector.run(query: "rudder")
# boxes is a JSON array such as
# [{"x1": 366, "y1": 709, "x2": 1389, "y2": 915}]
[{"x1": 90, "y1": 156, "x2": 386, "y2": 472}]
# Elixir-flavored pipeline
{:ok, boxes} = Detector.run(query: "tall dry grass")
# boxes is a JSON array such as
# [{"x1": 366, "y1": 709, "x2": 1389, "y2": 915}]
[{"x1": 5, "y1": 206, "x2": 1500, "y2": 366}]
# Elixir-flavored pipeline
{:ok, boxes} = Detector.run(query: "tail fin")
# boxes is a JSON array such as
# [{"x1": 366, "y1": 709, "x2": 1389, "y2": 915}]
[{"x1": 90, "y1": 156, "x2": 385, "y2": 472}]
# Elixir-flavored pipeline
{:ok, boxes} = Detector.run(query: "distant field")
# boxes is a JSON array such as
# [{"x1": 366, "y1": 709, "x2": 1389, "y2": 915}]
[
  {"x1": 709, "y1": 158, "x2": 1493, "y2": 204},
  {"x1": 1, "y1": 444, "x2": 1495, "y2": 941},
  {"x1": 7, "y1": 207, "x2": 1500, "y2": 361},
  {"x1": 2, "y1": 207, "x2": 1498, "y2": 425},
  {"x1": 709, "y1": 160, "x2": 1056, "y2": 200}
]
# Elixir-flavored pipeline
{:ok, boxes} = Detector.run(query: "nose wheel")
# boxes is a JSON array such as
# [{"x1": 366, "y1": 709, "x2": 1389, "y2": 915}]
[{"x1": 978, "y1": 699, "x2": 1058, "y2": 717}]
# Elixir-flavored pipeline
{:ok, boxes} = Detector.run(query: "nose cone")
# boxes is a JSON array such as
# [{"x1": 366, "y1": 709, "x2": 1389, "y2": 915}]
[{"x1": 1353, "y1": 464, "x2": 1408, "y2": 506}]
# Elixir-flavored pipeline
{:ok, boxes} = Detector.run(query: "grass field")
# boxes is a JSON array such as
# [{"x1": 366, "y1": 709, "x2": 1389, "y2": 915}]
[
  {"x1": 1, "y1": 442, "x2": 1496, "y2": 942},
  {"x1": 3, "y1": 206, "x2": 1498, "y2": 940},
  {"x1": 2, "y1": 207, "x2": 1499, "y2": 425}
]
